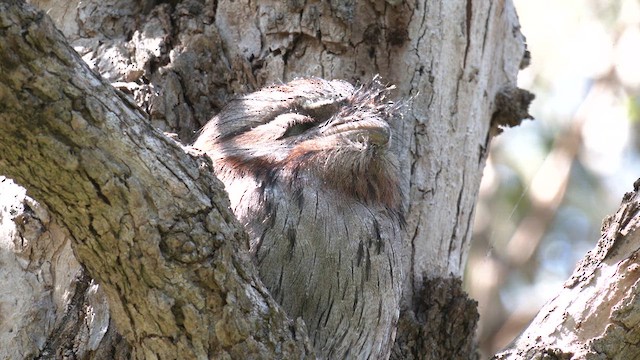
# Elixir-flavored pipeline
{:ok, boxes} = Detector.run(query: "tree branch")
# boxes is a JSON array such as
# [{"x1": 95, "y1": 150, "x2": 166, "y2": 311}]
[
  {"x1": 494, "y1": 180, "x2": 640, "y2": 359},
  {"x1": 0, "y1": 2, "x2": 312, "y2": 358}
]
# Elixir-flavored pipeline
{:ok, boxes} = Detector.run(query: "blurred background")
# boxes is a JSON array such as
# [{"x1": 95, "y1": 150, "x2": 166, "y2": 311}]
[{"x1": 466, "y1": 0, "x2": 640, "y2": 356}]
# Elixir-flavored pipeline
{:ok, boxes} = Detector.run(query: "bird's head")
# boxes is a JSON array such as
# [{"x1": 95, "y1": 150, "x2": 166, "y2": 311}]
[{"x1": 193, "y1": 77, "x2": 402, "y2": 208}]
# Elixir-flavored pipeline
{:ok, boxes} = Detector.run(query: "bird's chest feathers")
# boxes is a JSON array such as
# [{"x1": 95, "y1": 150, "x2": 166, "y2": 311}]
[{"x1": 223, "y1": 176, "x2": 401, "y2": 262}]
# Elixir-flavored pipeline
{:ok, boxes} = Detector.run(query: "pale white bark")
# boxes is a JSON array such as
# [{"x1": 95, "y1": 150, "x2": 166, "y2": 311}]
[
  {"x1": 0, "y1": 178, "x2": 115, "y2": 359},
  {"x1": 0, "y1": 178, "x2": 76, "y2": 359},
  {"x1": 495, "y1": 185, "x2": 640, "y2": 359}
]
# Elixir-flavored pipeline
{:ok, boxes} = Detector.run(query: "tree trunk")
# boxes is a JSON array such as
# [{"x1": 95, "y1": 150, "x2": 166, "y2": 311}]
[{"x1": 0, "y1": 0, "x2": 528, "y2": 358}]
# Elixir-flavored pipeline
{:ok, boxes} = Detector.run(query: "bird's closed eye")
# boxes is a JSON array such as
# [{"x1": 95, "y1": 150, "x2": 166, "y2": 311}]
[{"x1": 280, "y1": 120, "x2": 317, "y2": 138}]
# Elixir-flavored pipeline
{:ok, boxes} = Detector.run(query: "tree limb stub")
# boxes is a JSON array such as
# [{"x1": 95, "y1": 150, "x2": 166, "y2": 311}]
[
  {"x1": 391, "y1": 277, "x2": 479, "y2": 360},
  {"x1": 0, "y1": 2, "x2": 313, "y2": 358},
  {"x1": 490, "y1": 86, "x2": 535, "y2": 136}
]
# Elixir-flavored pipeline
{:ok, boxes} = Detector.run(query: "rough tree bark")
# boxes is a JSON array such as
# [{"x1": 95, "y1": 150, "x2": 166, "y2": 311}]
[
  {"x1": 1, "y1": 2, "x2": 316, "y2": 359},
  {"x1": 494, "y1": 181, "x2": 640, "y2": 359},
  {"x1": 0, "y1": 0, "x2": 529, "y2": 359}
]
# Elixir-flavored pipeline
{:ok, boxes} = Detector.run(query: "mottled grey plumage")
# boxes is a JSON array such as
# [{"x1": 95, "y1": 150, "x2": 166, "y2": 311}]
[{"x1": 193, "y1": 78, "x2": 406, "y2": 359}]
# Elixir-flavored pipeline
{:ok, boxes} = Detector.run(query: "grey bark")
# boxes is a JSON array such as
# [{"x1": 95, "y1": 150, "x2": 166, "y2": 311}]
[
  {"x1": 0, "y1": 0, "x2": 528, "y2": 358},
  {"x1": 0, "y1": 3, "x2": 312, "y2": 358}
]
